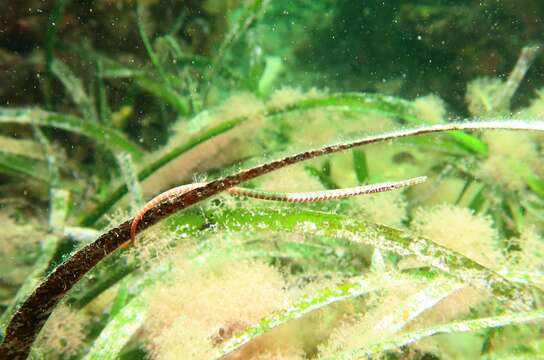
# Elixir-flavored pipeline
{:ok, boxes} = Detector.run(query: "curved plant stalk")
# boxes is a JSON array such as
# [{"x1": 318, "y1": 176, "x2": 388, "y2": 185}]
[
  {"x1": 45, "y1": 0, "x2": 69, "y2": 72},
  {"x1": 180, "y1": 206, "x2": 535, "y2": 305},
  {"x1": 0, "y1": 136, "x2": 44, "y2": 159},
  {"x1": 334, "y1": 310, "x2": 544, "y2": 359},
  {"x1": 61, "y1": 43, "x2": 190, "y2": 114},
  {"x1": 83, "y1": 208, "x2": 510, "y2": 360},
  {"x1": 78, "y1": 116, "x2": 246, "y2": 226},
  {"x1": 96, "y1": 59, "x2": 110, "y2": 123},
  {"x1": 0, "y1": 223, "x2": 70, "y2": 336},
  {"x1": 1, "y1": 120, "x2": 543, "y2": 359},
  {"x1": 137, "y1": 76, "x2": 191, "y2": 114},
  {"x1": 0, "y1": 151, "x2": 49, "y2": 182},
  {"x1": 82, "y1": 296, "x2": 148, "y2": 360},
  {"x1": 498, "y1": 269, "x2": 544, "y2": 288},
  {"x1": 50, "y1": 59, "x2": 98, "y2": 121},
  {"x1": 68, "y1": 233, "x2": 363, "y2": 310},
  {"x1": 136, "y1": 0, "x2": 169, "y2": 85},
  {"x1": 480, "y1": 339, "x2": 544, "y2": 359},
  {"x1": 265, "y1": 92, "x2": 418, "y2": 122},
  {"x1": 204, "y1": 0, "x2": 270, "y2": 96},
  {"x1": 80, "y1": 261, "x2": 179, "y2": 359},
  {"x1": 115, "y1": 152, "x2": 144, "y2": 212},
  {"x1": 148, "y1": 120, "x2": 543, "y2": 248},
  {"x1": 33, "y1": 126, "x2": 60, "y2": 191},
  {"x1": 73, "y1": 207, "x2": 538, "y2": 359},
  {"x1": 83, "y1": 236, "x2": 377, "y2": 359},
  {"x1": 362, "y1": 279, "x2": 463, "y2": 334},
  {"x1": 134, "y1": 1, "x2": 190, "y2": 115},
  {"x1": 496, "y1": 43, "x2": 541, "y2": 111},
  {"x1": 0, "y1": 126, "x2": 69, "y2": 336},
  {"x1": 216, "y1": 276, "x2": 459, "y2": 358},
  {"x1": 43, "y1": 0, "x2": 70, "y2": 107},
  {"x1": 313, "y1": 279, "x2": 464, "y2": 360},
  {"x1": 79, "y1": 92, "x2": 482, "y2": 226},
  {"x1": 352, "y1": 149, "x2": 369, "y2": 184},
  {"x1": 0, "y1": 108, "x2": 144, "y2": 158},
  {"x1": 81, "y1": 235, "x2": 326, "y2": 358},
  {"x1": 64, "y1": 258, "x2": 173, "y2": 357}
]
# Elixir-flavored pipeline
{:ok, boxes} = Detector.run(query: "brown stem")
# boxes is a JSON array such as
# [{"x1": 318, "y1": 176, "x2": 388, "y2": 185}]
[{"x1": 1, "y1": 120, "x2": 542, "y2": 358}]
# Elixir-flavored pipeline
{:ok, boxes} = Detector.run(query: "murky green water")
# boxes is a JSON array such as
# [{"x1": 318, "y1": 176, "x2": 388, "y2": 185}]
[{"x1": 0, "y1": 1, "x2": 543, "y2": 359}]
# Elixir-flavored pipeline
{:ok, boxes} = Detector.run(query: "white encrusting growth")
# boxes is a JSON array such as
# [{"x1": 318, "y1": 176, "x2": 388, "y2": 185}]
[{"x1": 336, "y1": 309, "x2": 544, "y2": 359}]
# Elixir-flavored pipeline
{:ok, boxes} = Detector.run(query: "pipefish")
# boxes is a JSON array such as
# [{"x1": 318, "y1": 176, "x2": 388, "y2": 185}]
[{"x1": 128, "y1": 176, "x2": 427, "y2": 246}]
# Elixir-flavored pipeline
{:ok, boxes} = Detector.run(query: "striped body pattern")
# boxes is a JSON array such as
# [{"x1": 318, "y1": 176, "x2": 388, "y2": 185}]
[{"x1": 129, "y1": 176, "x2": 427, "y2": 245}]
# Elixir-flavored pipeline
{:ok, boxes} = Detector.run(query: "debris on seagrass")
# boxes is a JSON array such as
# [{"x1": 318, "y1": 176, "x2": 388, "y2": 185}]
[{"x1": 2, "y1": 120, "x2": 544, "y2": 359}]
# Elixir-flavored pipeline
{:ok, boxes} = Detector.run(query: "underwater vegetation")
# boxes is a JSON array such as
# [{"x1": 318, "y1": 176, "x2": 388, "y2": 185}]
[{"x1": 1, "y1": 0, "x2": 544, "y2": 359}]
